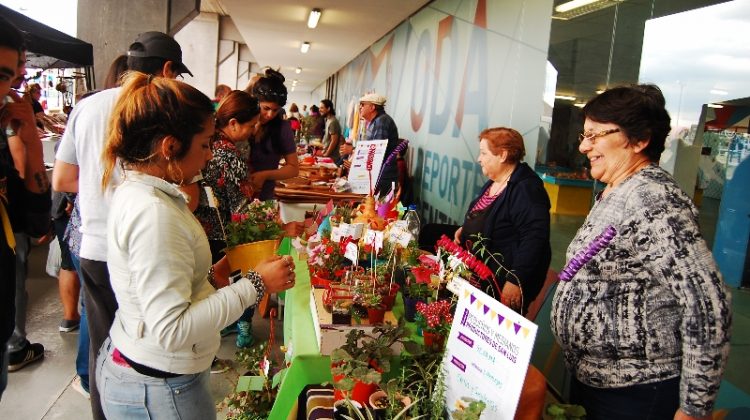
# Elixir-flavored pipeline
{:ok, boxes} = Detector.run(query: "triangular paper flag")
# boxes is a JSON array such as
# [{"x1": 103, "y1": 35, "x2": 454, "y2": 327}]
[
  {"x1": 475, "y1": 300, "x2": 483, "y2": 310},
  {"x1": 505, "y1": 319, "x2": 513, "y2": 329},
  {"x1": 469, "y1": 294, "x2": 476, "y2": 304},
  {"x1": 483, "y1": 305, "x2": 490, "y2": 315},
  {"x1": 463, "y1": 289, "x2": 471, "y2": 299},
  {"x1": 490, "y1": 310, "x2": 497, "y2": 321},
  {"x1": 497, "y1": 314, "x2": 505, "y2": 325},
  {"x1": 521, "y1": 327, "x2": 530, "y2": 338},
  {"x1": 513, "y1": 323, "x2": 522, "y2": 334}
]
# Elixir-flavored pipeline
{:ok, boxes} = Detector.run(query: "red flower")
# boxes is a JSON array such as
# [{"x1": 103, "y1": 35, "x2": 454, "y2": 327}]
[{"x1": 231, "y1": 213, "x2": 241, "y2": 223}]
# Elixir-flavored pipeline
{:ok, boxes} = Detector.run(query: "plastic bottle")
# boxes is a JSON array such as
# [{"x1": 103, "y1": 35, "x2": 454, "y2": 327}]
[{"x1": 404, "y1": 204, "x2": 421, "y2": 241}]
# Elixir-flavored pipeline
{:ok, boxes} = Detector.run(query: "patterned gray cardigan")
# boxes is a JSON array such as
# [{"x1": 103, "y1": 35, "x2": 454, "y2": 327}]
[{"x1": 551, "y1": 164, "x2": 732, "y2": 418}]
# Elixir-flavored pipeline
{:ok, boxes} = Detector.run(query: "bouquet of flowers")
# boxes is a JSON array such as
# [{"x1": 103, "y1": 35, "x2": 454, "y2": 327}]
[
  {"x1": 225, "y1": 199, "x2": 283, "y2": 247},
  {"x1": 435, "y1": 235, "x2": 504, "y2": 300},
  {"x1": 415, "y1": 300, "x2": 453, "y2": 336}
]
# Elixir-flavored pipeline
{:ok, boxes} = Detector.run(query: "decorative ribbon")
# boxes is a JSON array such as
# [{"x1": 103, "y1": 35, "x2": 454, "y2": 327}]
[{"x1": 559, "y1": 225, "x2": 617, "y2": 282}]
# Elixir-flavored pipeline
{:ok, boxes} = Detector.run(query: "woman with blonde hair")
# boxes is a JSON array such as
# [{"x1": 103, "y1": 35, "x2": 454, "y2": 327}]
[{"x1": 97, "y1": 73, "x2": 295, "y2": 418}]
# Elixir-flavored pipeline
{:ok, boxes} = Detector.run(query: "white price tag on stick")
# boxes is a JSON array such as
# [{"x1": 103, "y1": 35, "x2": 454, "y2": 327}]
[
  {"x1": 364, "y1": 229, "x2": 384, "y2": 253},
  {"x1": 388, "y1": 226, "x2": 413, "y2": 248},
  {"x1": 344, "y1": 242, "x2": 359, "y2": 263}
]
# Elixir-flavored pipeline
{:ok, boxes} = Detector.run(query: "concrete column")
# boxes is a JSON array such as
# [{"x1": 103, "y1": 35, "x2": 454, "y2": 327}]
[{"x1": 174, "y1": 12, "x2": 220, "y2": 98}]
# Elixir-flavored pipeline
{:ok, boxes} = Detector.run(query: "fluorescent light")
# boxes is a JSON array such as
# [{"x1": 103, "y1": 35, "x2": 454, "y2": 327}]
[
  {"x1": 555, "y1": 95, "x2": 576, "y2": 101},
  {"x1": 307, "y1": 8, "x2": 321, "y2": 29},
  {"x1": 595, "y1": 89, "x2": 605, "y2": 94},
  {"x1": 553, "y1": 0, "x2": 623, "y2": 20},
  {"x1": 710, "y1": 89, "x2": 728, "y2": 95},
  {"x1": 555, "y1": 0, "x2": 598, "y2": 13},
  {"x1": 295, "y1": 67, "x2": 302, "y2": 74},
  {"x1": 292, "y1": 79, "x2": 298, "y2": 86},
  {"x1": 300, "y1": 42, "x2": 310, "y2": 53},
  {"x1": 574, "y1": 103, "x2": 586, "y2": 108},
  {"x1": 291, "y1": 86, "x2": 295, "y2": 92},
  {"x1": 707, "y1": 103, "x2": 724, "y2": 109}
]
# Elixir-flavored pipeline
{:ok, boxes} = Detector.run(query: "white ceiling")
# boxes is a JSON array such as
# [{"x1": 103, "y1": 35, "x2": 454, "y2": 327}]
[{"x1": 217, "y1": 0, "x2": 430, "y2": 93}]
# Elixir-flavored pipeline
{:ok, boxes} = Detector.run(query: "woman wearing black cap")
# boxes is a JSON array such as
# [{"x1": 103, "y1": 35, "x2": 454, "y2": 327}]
[{"x1": 245, "y1": 68, "x2": 299, "y2": 199}]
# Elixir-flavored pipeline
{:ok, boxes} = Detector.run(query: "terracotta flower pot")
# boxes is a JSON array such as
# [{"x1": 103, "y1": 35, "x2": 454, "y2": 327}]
[
  {"x1": 367, "y1": 307, "x2": 386, "y2": 324},
  {"x1": 423, "y1": 331, "x2": 445, "y2": 348},
  {"x1": 381, "y1": 284, "x2": 400, "y2": 310},
  {"x1": 225, "y1": 239, "x2": 280, "y2": 275}
]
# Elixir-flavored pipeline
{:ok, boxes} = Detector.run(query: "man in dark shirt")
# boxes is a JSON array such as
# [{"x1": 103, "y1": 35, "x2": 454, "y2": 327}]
[
  {"x1": 358, "y1": 93, "x2": 399, "y2": 195},
  {"x1": 0, "y1": 17, "x2": 52, "y2": 399}
]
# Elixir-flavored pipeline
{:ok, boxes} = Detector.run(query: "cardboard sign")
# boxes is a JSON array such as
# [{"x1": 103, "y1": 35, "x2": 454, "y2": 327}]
[
  {"x1": 344, "y1": 242, "x2": 359, "y2": 263},
  {"x1": 363, "y1": 229, "x2": 384, "y2": 253},
  {"x1": 387, "y1": 226, "x2": 413, "y2": 248},
  {"x1": 443, "y1": 283, "x2": 538, "y2": 418},
  {"x1": 339, "y1": 222, "x2": 365, "y2": 240},
  {"x1": 347, "y1": 139, "x2": 388, "y2": 194}
]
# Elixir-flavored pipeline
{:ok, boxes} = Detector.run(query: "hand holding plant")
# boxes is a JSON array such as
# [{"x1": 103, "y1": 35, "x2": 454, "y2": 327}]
[{"x1": 225, "y1": 199, "x2": 283, "y2": 247}]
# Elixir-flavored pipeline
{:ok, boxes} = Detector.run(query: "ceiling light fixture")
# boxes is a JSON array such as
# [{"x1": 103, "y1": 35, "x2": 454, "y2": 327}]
[
  {"x1": 300, "y1": 42, "x2": 310, "y2": 53},
  {"x1": 291, "y1": 86, "x2": 296, "y2": 92},
  {"x1": 554, "y1": 95, "x2": 576, "y2": 101},
  {"x1": 295, "y1": 67, "x2": 302, "y2": 74},
  {"x1": 552, "y1": 0, "x2": 624, "y2": 20},
  {"x1": 292, "y1": 79, "x2": 298, "y2": 86},
  {"x1": 307, "y1": 8, "x2": 322, "y2": 29},
  {"x1": 707, "y1": 103, "x2": 724, "y2": 109},
  {"x1": 574, "y1": 102, "x2": 586, "y2": 108},
  {"x1": 710, "y1": 89, "x2": 728, "y2": 95}
]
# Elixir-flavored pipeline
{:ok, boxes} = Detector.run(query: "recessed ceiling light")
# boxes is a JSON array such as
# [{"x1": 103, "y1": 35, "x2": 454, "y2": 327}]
[
  {"x1": 300, "y1": 42, "x2": 310, "y2": 54},
  {"x1": 295, "y1": 67, "x2": 302, "y2": 74},
  {"x1": 307, "y1": 8, "x2": 321, "y2": 29}
]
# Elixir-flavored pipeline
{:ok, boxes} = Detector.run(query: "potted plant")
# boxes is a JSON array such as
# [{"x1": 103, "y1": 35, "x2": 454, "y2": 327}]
[
  {"x1": 415, "y1": 300, "x2": 453, "y2": 349},
  {"x1": 330, "y1": 323, "x2": 420, "y2": 405},
  {"x1": 362, "y1": 293, "x2": 385, "y2": 325},
  {"x1": 224, "y1": 199, "x2": 283, "y2": 275},
  {"x1": 308, "y1": 236, "x2": 347, "y2": 287},
  {"x1": 402, "y1": 267, "x2": 433, "y2": 322},
  {"x1": 219, "y1": 342, "x2": 284, "y2": 419}
]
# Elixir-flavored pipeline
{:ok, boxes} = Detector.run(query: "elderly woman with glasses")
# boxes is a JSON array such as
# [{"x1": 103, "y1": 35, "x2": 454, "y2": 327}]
[
  {"x1": 551, "y1": 84, "x2": 732, "y2": 420},
  {"x1": 453, "y1": 127, "x2": 551, "y2": 314}
]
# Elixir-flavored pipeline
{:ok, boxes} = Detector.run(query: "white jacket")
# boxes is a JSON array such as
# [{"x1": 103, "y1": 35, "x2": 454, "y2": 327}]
[{"x1": 107, "y1": 171, "x2": 258, "y2": 374}]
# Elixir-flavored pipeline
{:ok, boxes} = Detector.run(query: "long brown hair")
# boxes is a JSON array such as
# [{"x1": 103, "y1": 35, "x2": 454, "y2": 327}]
[{"x1": 101, "y1": 72, "x2": 214, "y2": 189}]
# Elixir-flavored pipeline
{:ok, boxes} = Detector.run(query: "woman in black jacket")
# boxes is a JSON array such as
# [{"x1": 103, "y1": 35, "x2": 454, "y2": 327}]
[{"x1": 454, "y1": 127, "x2": 551, "y2": 314}]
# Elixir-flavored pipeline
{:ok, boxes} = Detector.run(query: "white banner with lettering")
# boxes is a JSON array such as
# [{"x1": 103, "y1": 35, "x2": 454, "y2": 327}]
[{"x1": 443, "y1": 282, "x2": 538, "y2": 418}]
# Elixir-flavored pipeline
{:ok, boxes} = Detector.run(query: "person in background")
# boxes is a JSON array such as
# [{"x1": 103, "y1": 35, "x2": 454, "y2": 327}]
[
  {"x1": 307, "y1": 104, "x2": 324, "y2": 141},
  {"x1": 23, "y1": 83, "x2": 44, "y2": 127},
  {"x1": 53, "y1": 31, "x2": 193, "y2": 420},
  {"x1": 190, "y1": 90, "x2": 260, "y2": 349},
  {"x1": 102, "y1": 54, "x2": 128, "y2": 89},
  {"x1": 97, "y1": 72, "x2": 295, "y2": 419},
  {"x1": 551, "y1": 85, "x2": 732, "y2": 420},
  {"x1": 356, "y1": 93, "x2": 400, "y2": 195},
  {"x1": 0, "y1": 17, "x2": 52, "y2": 397},
  {"x1": 319, "y1": 99, "x2": 342, "y2": 160},
  {"x1": 213, "y1": 83, "x2": 231, "y2": 109},
  {"x1": 245, "y1": 67, "x2": 299, "y2": 200},
  {"x1": 453, "y1": 127, "x2": 551, "y2": 313},
  {"x1": 51, "y1": 173, "x2": 80, "y2": 334},
  {"x1": 288, "y1": 102, "x2": 302, "y2": 120},
  {"x1": 5, "y1": 43, "x2": 50, "y2": 373},
  {"x1": 301, "y1": 104, "x2": 308, "y2": 117}
]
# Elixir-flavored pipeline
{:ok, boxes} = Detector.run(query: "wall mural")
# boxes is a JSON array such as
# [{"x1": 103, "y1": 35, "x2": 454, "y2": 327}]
[{"x1": 332, "y1": 0, "x2": 553, "y2": 224}]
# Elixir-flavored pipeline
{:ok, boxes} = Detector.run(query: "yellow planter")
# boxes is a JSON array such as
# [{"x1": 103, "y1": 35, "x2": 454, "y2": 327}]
[{"x1": 225, "y1": 239, "x2": 280, "y2": 275}]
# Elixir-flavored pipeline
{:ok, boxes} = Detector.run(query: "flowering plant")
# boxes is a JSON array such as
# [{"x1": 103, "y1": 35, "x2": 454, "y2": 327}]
[
  {"x1": 307, "y1": 236, "x2": 347, "y2": 280},
  {"x1": 405, "y1": 266, "x2": 435, "y2": 300},
  {"x1": 435, "y1": 235, "x2": 504, "y2": 300},
  {"x1": 415, "y1": 300, "x2": 453, "y2": 335},
  {"x1": 225, "y1": 199, "x2": 283, "y2": 247}
]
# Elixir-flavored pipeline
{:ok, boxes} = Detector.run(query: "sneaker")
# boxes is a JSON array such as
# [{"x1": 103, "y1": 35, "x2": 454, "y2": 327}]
[
  {"x1": 235, "y1": 321, "x2": 254, "y2": 348},
  {"x1": 8, "y1": 342, "x2": 45, "y2": 372},
  {"x1": 59, "y1": 319, "x2": 81, "y2": 333},
  {"x1": 210, "y1": 357, "x2": 231, "y2": 374},
  {"x1": 71, "y1": 375, "x2": 90, "y2": 399},
  {"x1": 220, "y1": 322, "x2": 238, "y2": 337}
]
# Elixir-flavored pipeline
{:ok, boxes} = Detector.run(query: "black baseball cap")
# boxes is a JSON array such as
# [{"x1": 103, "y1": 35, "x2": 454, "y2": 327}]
[{"x1": 127, "y1": 31, "x2": 193, "y2": 77}]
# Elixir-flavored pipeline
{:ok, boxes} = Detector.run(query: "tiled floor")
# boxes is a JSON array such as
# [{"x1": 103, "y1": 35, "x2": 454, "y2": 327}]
[{"x1": 1, "y1": 195, "x2": 748, "y2": 418}]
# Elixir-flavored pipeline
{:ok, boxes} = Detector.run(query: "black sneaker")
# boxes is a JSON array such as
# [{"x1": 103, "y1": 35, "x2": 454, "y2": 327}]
[
  {"x1": 8, "y1": 342, "x2": 45, "y2": 372},
  {"x1": 59, "y1": 319, "x2": 81, "y2": 332}
]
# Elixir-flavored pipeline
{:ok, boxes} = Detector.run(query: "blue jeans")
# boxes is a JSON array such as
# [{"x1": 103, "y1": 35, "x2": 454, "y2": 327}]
[
  {"x1": 96, "y1": 338, "x2": 214, "y2": 419},
  {"x1": 71, "y1": 254, "x2": 90, "y2": 391}
]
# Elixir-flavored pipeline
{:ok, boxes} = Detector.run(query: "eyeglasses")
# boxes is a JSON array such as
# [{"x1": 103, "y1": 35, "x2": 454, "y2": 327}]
[{"x1": 578, "y1": 128, "x2": 620, "y2": 143}]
